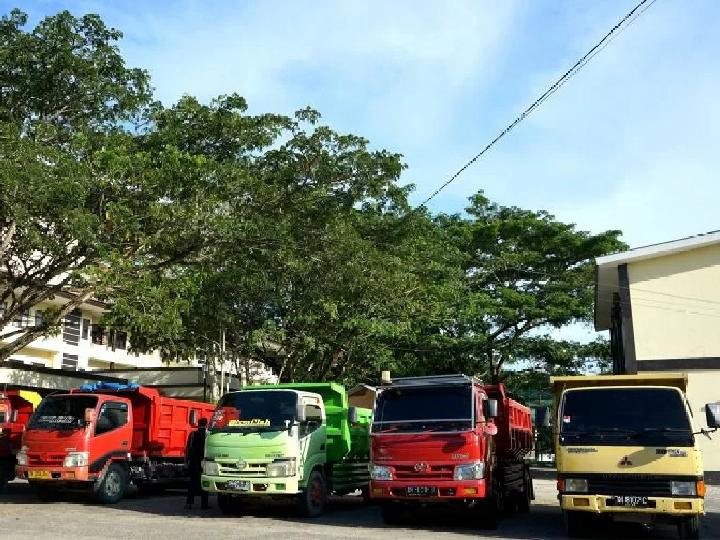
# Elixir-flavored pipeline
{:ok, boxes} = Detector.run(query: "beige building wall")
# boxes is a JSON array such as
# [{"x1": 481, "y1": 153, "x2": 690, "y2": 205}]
[{"x1": 628, "y1": 243, "x2": 720, "y2": 361}]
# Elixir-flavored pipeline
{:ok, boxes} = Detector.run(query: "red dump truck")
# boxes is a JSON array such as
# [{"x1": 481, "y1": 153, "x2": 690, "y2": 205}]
[
  {"x1": 0, "y1": 390, "x2": 42, "y2": 491},
  {"x1": 370, "y1": 374, "x2": 534, "y2": 528},
  {"x1": 16, "y1": 382, "x2": 214, "y2": 503}
]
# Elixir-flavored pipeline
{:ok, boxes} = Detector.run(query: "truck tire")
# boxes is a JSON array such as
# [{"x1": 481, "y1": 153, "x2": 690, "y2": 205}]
[
  {"x1": 0, "y1": 467, "x2": 8, "y2": 494},
  {"x1": 218, "y1": 493, "x2": 244, "y2": 516},
  {"x1": 564, "y1": 510, "x2": 589, "y2": 538},
  {"x1": 516, "y1": 472, "x2": 532, "y2": 513},
  {"x1": 34, "y1": 484, "x2": 62, "y2": 503},
  {"x1": 95, "y1": 463, "x2": 128, "y2": 504},
  {"x1": 678, "y1": 516, "x2": 700, "y2": 539},
  {"x1": 380, "y1": 502, "x2": 405, "y2": 525},
  {"x1": 298, "y1": 469, "x2": 327, "y2": 518}
]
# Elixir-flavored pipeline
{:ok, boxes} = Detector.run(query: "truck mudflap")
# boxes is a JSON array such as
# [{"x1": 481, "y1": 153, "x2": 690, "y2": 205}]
[
  {"x1": 203, "y1": 474, "x2": 301, "y2": 496},
  {"x1": 561, "y1": 494, "x2": 704, "y2": 515},
  {"x1": 371, "y1": 479, "x2": 489, "y2": 500}
]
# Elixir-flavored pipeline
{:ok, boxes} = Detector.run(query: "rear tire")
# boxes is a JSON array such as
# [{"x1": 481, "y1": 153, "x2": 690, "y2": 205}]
[
  {"x1": 298, "y1": 470, "x2": 327, "y2": 518},
  {"x1": 516, "y1": 472, "x2": 531, "y2": 513},
  {"x1": 218, "y1": 493, "x2": 243, "y2": 515},
  {"x1": 678, "y1": 516, "x2": 700, "y2": 539},
  {"x1": 0, "y1": 466, "x2": 8, "y2": 494},
  {"x1": 34, "y1": 484, "x2": 62, "y2": 503},
  {"x1": 380, "y1": 502, "x2": 405, "y2": 525},
  {"x1": 564, "y1": 510, "x2": 589, "y2": 538},
  {"x1": 95, "y1": 463, "x2": 128, "y2": 504}
]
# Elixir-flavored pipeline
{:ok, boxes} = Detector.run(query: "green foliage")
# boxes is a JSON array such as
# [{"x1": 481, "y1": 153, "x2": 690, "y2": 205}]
[{"x1": 1, "y1": 8, "x2": 626, "y2": 389}]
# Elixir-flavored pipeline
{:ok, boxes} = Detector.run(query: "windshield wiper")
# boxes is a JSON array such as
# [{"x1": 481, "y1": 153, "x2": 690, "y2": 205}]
[{"x1": 632, "y1": 427, "x2": 691, "y2": 437}]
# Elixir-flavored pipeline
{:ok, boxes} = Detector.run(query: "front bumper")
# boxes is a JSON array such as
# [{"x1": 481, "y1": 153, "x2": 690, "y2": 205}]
[
  {"x1": 561, "y1": 494, "x2": 704, "y2": 516},
  {"x1": 202, "y1": 474, "x2": 300, "y2": 496},
  {"x1": 370, "y1": 479, "x2": 488, "y2": 500},
  {"x1": 16, "y1": 464, "x2": 95, "y2": 483}
]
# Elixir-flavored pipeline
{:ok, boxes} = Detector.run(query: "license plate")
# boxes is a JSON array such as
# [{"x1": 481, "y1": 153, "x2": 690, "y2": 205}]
[
  {"x1": 609, "y1": 496, "x2": 652, "y2": 507},
  {"x1": 225, "y1": 480, "x2": 250, "y2": 492},
  {"x1": 28, "y1": 470, "x2": 51, "y2": 480},
  {"x1": 405, "y1": 486, "x2": 437, "y2": 497}
]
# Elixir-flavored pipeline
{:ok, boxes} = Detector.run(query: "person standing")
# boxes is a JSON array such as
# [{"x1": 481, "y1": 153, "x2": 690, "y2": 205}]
[{"x1": 185, "y1": 417, "x2": 210, "y2": 509}]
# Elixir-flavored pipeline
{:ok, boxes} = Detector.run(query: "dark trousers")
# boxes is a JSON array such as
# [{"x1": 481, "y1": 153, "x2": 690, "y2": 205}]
[{"x1": 186, "y1": 468, "x2": 209, "y2": 508}]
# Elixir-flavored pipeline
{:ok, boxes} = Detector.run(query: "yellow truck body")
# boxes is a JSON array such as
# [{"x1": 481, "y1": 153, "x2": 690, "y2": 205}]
[{"x1": 551, "y1": 374, "x2": 707, "y2": 538}]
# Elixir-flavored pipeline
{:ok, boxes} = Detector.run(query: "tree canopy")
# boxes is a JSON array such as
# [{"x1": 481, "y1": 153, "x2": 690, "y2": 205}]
[{"x1": 0, "y1": 9, "x2": 625, "y2": 387}]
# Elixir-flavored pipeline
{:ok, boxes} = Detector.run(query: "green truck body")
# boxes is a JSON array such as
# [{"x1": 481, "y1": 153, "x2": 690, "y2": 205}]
[{"x1": 202, "y1": 382, "x2": 371, "y2": 516}]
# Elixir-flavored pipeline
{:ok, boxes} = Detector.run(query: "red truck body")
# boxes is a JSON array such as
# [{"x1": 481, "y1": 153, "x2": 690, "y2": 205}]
[
  {"x1": 16, "y1": 383, "x2": 214, "y2": 503},
  {"x1": 370, "y1": 374, "x2": 533, "y2": 527},
  {"x1": 0, "y1": 390, "x2": 41, "y2": 490}
]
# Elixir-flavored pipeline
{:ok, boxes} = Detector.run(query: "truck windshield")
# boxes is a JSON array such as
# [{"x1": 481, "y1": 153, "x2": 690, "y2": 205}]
[
  {"x1": 209, "y1": 390, "x2": 298, "y2": 433},
  {"x1": 27, "y1": 395, "x2": 98, "y2": 431},
  {"x1": 372, "y1": 386, "x2": 472, "y2": 433},
  {"x1": 560, "y1": 388, "x2": 693, "y2": 446}
]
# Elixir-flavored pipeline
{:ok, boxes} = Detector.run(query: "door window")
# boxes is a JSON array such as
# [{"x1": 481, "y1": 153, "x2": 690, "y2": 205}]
[{"x1": 95, "y1": 401, "x2": 129, "y2": 436}]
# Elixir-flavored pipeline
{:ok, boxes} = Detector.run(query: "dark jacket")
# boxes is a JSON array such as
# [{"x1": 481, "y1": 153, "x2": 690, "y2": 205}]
[{"x1": 185, "y1": 427, "x2": 206, "y2": 472}]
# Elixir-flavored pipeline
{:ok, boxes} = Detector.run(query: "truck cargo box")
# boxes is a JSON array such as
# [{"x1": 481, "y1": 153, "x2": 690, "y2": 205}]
[{"x1": 485, "y1": 384, "x2": 533, "y2": 460}]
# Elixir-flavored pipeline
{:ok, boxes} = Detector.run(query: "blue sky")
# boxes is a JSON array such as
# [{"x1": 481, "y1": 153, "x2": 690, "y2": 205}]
[{"x1": 7, "y1": 1, "x2": 720, "y2": 346}]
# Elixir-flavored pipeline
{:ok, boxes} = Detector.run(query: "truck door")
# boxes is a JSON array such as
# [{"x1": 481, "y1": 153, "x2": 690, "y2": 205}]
[
  {"x1": 299, "y1": 397, "x2": 326, "y2": 473},
  {"x1": 89, "y1": 400, "x2": 132, "y2": 470}
]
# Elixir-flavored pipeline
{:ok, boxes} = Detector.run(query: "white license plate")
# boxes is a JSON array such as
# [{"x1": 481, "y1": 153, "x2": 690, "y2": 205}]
[{"x1": 225, "y1": 480, "x2": 250, "y2": 492}]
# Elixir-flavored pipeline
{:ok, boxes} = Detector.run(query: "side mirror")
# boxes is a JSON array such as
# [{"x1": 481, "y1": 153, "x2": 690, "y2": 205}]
[
  {"x1": 348, "y1": 407, "x2": 359, "y2": 425},
  {"x1": 296, "y1": 403, "x2": 307, "y2": 423},
  {"x1": 536, "y1": 406, "x2": 551, "y2": 428},
  {"x1": 189, "y1": 409, "x2": 198, "y2": 427},
  {"x1": 483, "y1": 399, "x2": 498, "y2": 419},
  {"x1": 705, "y1": 402, "x2": 720, "y2": 429},
  {"x1": 84, "y1": 407, "x2": 96, "y2": 425}
]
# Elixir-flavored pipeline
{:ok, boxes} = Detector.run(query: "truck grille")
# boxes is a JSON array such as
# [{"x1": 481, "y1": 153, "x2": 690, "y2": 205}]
[
  {"x1": 28, "y1": 453, "x2": 65, "y2": 467},
  {"x1": 217, "y1": 461, "x2": 268, "y2": 477},
  {"x1": 394, "y1": 464, "x2": 454, "y2": 480},
  {"x1": 564, "y1": 474, "x2": 699, "y2": 498}
]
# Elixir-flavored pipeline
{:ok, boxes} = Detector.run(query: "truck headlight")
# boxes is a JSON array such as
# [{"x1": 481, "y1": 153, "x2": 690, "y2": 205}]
[
  {"x1": 671, "y1": 481, "x2": 697, "y2": 496},
  {"x1": 454, "y1": 461, "x2": 485, "y2": 480},
  {"x1": 63, "y1": 452, "x2": 89, "y2": 468},
  {"x1": 202, "y1": 460, "x2": 220, "y2": 476},
  {"x1": 564, "y1": 478, "x2": 588, "y2": 493},
  {"x1": 16, "y1": 446, "x2": 28, "y2": 466},
  {"x1": 267, "y1": 458, "x2": 296, "y2": 478},
  {"x1": 371, "y1": 464, "x2": 393, "y2": 481}
]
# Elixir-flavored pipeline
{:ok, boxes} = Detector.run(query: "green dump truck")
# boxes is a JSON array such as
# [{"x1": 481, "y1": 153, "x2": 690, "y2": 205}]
[{"x1": 201, "y1": 382, "x2": 371, "y2": 517}]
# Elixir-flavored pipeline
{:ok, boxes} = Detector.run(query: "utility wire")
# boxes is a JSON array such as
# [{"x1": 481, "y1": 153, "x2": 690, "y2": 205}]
[{"x1": 418, "y1": 0, "x2": 658, "y2": 208}]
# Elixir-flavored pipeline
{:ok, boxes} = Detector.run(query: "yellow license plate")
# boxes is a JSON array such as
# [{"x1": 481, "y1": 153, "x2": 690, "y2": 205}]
[{"x1": 28, "y1": 470, "x2": 51, "y2": 480}]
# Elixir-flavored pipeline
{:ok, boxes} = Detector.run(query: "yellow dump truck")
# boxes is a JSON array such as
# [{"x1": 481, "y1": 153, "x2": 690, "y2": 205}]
[{"x1": 551, "y1": 374, "x2": 720, "y2": 539}]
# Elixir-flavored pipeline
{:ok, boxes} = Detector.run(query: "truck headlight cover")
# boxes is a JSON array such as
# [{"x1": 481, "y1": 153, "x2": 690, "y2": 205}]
[
  {"x1": 371, "y1": 464, "x2": 393, "y2": 481},
  {"x1": 671, "y1": 481, "x2": 697, "y2": 496},
  {"x1": 564, "y1": 478, "x2": 588, "y2": 493},
  {"x1": 267, "y1": 458, "x2": 296, "y2": 478},
  {"x1": 63, "y1": 451, "x2": 89, "y2": 468},
  {"x1": 16, "y1": 446, "x2": 28, "y2": 466},
  {"x1": 202, "y1": 460, "x2": 219, "y2": 476},
  {"x1": 454, "y1": 461, "x2": 485, "y2": 480}
]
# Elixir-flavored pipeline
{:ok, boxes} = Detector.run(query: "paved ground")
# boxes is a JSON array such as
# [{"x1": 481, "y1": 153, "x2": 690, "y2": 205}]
[{"x1": 1, "y1": 479, "x2": 718, "y2": 539}]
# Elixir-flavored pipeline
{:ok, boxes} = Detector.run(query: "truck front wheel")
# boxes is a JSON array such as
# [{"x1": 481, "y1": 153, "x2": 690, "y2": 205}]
[
  {"x1": 678, "y1": 516, "x2": 700, "y2": 539},
  {"x1": 298, "y1": 470, "x2": 327, "y2": 518},
  {"x1": 96, "y1": 463, "x2": 128, "y2": 504}
]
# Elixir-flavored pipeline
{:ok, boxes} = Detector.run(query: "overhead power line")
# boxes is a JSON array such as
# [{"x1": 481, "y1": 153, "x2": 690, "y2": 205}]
[{"x1": 419, "y1": 0, "x2": 658, "y2": 208}]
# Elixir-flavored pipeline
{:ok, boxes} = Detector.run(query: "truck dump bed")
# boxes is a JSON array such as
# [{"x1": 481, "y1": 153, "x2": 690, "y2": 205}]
[
  {"x1": 249, "y1": 382, "x2": 371, "y2": 462},
  {"x1": 0, "y1": 390, "x2": 41, "y2": 455},
  {"x1": 485, "y1": 384, "x2": 533, "y2": 460},
  {"x1": 74, "y1": 383, "x2": 214, "y2": 459}
]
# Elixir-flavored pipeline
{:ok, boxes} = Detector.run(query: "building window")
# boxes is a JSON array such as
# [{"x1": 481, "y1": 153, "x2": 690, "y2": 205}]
[
  {"x1": 13, "y1": 308, "x2": 30, "y2": 328},
  {"x1": 61, "y1": 353, "x2": 79, "y2": 371},
  {"x1": 107, "y1": 329, "x2": 127, "y2": 351},
  {"x1": 35, "y1": 310, "x2": 46, "y2": 327},
  {"x1": 63, "y1": 309, "x2": 82, "y2": 346},
  {"x1": 91, "y1": 324, "x2": 105, "y2": 345},
  {"x1": 81, "y1": 319, "x2": 91, "y2": 340}
]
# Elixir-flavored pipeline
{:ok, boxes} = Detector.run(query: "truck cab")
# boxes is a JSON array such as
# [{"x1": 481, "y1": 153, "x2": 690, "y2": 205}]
[
  {"x1": 202, "y1": 383, "x2": 371, "y2": 517},
  {"x1": 552, "y1": 374, "x2": 719, "y2": 539},
  {"x1": 370, "y1": 374, "x2": 533, "y2": 528}
]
